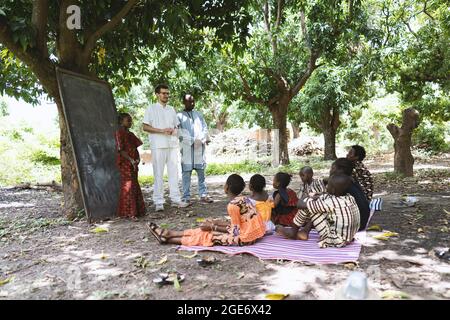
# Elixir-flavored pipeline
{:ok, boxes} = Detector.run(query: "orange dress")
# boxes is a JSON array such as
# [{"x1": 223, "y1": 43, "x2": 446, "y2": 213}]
[
  {"x1": 181, "y1": 196, "x2": 266, "y2": 247},
  {"x1": 255, "y1": 200, "x2": 275, "y2": 222}
]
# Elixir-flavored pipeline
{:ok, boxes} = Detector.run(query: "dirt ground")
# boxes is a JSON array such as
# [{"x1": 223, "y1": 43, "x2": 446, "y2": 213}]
[{"x1": 0, "y1": 156, "x2": 449, "y2": 300}]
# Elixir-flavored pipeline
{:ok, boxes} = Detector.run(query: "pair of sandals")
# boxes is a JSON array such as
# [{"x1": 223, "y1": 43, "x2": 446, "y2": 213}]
[{"x1": 147, "y1": 222, "x2": 168, "y2": 244}]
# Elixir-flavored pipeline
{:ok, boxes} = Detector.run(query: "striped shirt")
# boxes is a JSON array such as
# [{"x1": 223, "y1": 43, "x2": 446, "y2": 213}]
[
  {"x1": 294, "y1": 194, "x2": 360, "y2": 248},
  {"x1": 298, "y1": 178, "x2": 326, "y2": 199},
  {"x1": 352, "y1": 161, "x2": 373, "y2": 201}
]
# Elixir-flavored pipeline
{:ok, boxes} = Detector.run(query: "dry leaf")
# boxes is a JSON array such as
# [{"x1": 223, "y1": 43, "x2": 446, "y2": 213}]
[
  {"x1": 265, "y1": 293, "x2": 289, "y2": 300},
  {"x1": 0, "y1": 277, "x2": 13, "y2": 286},
  {"x1": 367, "y1": 225, "x2": 383, "y2": 232},
  {"x1": 90, "y1": 227, "x2": 108, "y2": 233},
  {"x1": 344, "y1": 262, "x2": 357, "y2": 270},
  {"x1": 373, "y1": 231, "x2": 399, "y2": 240},
  {"x1": 381, "y1": 290, "x2": 410, "y2": 300},
  {"x1": 179, "y1": 252, "x2": 197, "y2": 259},
  {"x1": 417, "y1": 228, "x2": 424, "y2": 233},
  {"x1": 173, "y1": 276, "x2": 182, "y2": 291},
  {"x1": 157, "y1": 255, "x2": 168, "y2": 265}
]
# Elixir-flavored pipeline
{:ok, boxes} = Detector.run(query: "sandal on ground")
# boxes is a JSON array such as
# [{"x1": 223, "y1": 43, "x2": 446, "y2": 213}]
[
  {"x1": 153, "y1": 272, "x2": 185, "y2": 286},
  {"x1": 200, "y1": 196, "x2": 214, "y2": 203},
  {"x1": 147, "y1": 222, "x2": 167, "y2": 244}
]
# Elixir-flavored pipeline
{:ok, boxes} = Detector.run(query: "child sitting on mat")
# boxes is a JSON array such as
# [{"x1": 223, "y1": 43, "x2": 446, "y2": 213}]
[
  {"x1": 276, "y1": 174, "x2": 360, "y2": 248},
  {"x1": 271, "y1": 172, "x2": 299, "y2": 226},
  {"x1": 148, "y1": 174, "x2": 266, "y2": 246},
  {"x1": 248, "y1": 174, "x2": 275, "y2": 235},
  {"x1": 298, "y1": 166, "x2": 325, "y2": 199}
]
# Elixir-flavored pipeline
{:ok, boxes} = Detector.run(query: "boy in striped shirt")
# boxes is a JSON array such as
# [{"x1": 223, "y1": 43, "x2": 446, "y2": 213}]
[
  {"x1": 276, "y1": 174, "x2": 360, "y2": 248},
  {"x1": 298, "y1": 166, "x2": 326, "y2": 198}
]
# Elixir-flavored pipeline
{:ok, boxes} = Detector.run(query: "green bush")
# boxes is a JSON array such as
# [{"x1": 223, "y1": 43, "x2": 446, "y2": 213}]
[
  {"x1": 205, "y1": 160, "x2": 270, "y2": 176},
  {"x1": 31, "y1": 150, "x2": 60, "y2": 165},
  {"x1": 412, "y1": 121, "x2": 450, "y2": 154}
]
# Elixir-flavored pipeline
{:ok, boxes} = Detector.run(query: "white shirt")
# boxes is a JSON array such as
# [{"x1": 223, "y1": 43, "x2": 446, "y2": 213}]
[{"x1": 143, "y1": 102, "x2": 179, "y2": 149}]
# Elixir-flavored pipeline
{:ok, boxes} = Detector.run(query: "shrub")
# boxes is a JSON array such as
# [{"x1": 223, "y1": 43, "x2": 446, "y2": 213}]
[{"x1": 412, "y1": 121, "x2": 450, "y2": 154}]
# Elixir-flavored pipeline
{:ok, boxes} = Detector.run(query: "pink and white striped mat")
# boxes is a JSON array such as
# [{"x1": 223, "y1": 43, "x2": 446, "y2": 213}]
[{"x1": 178, "y1": 231, "x2": 364, "y2": 265}]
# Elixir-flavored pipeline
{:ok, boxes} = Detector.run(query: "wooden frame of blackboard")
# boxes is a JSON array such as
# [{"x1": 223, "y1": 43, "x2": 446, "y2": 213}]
[{"x1": 55, "y1": 67, "x2": 119, "y2": 223}]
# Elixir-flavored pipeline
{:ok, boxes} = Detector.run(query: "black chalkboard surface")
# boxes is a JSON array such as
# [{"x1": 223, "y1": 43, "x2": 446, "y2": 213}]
[{"x1": 56, "y1": 68, "x2": 120, "y2": 222}]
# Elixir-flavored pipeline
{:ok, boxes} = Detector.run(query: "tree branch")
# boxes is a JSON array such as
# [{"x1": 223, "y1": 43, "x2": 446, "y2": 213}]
[
  {"x1": 422, "y1": 0, "x2": 435, "y2": 20},
  {"x1": 32, "y1": 0, "x2": 49, "y2": 58},
  {"x1": 264, "y1": 67, "x2": 289, "y2": 92},
  {"x1": 291, "y1": 51, "x2": 321, "y2": 97},
  {"x1": 0, "y1": 18, "x2": 56, "y2": 96},
  {"x1": 300, "y1": 10, "x2": 311, "y2": 50},
  {"x1": 81, "y1": 0, "x2": 138, "y2": 66},
  {"x1": 387, "y1": 123, "x2": 400, "y2": 139},
  {"x1": 263, "y1": 1, "x2": 271, "y2": 32},
  {"x1": 237, "y1": 69, "x2": 267, "y2": 106},
  {"x1": 275, "y1": 0, "x2": 283, "y2": 28},
  {"x1": 263, "y1": 1, "x2": 277, "y2": 55}
]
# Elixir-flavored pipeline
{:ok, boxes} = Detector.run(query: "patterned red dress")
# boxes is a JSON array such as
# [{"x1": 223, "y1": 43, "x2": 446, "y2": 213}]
[{"x1": 115, "y1": 126, "x2": 145, "y2": 218}]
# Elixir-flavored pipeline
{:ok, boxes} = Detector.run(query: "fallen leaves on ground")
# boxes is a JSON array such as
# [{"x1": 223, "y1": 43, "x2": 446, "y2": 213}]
[
  {"x1": 381, "y1": 290, "x2": 410, "y2": 300},
  {"x1": 367, "y1": 225, "x2": 383, "y2": 232},
  {"x1": 0, "y1": 277, "x2": 13, "y2": 286},
  {"x1": 173, "y1": 276, "x2": 182, "y2": 291},
  {"x1": 90, "y1": 227, "x2": 108, "y2": 233},
  {"x1": 373, "y1": 231, "x2": 399, "y2": 241},
  {"x1": 178, "y1": 252, "x2": 198, "y2": 259},
  {"x1": 265, "y1": 293, "x2": 289, "y2": 300},
  {"x1": 157, "y1": 255, "x2": 168, "y2": 265}
]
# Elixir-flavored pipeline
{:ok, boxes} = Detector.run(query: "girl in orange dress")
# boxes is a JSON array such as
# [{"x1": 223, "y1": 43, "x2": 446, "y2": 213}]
[
  {"x1": 248, "y1": 174, "x2": 275, "y2": 234},
  {"x1": 148, "y1": 174, "x2": 266, "y2": 246},
  {"x1": 115, "y1": 113, "x2": 146, "y2": 220}
]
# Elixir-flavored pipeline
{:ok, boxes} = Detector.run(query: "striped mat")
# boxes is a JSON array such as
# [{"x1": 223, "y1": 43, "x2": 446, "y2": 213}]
[
  {"x1": 178, "y1": 198, "x2": 383, "y2": 264},
  {"x1": 179, "y1": 231, "x2": 364, "y2": 264}
]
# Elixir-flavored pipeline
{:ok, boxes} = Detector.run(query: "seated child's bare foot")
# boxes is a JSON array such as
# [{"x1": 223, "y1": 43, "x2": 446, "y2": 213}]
[
  {"x1": 296, "y1": 230, "x2": 309, "y2": 241},
  {"x1": 275, "y1": 225, "x2": 298, "y2": 239}
]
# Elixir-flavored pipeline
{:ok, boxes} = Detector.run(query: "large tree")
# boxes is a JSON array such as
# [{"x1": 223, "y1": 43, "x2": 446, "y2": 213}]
[
  {"x1": 0, "y1": 0, "x2": 251, "y2": 217},
  {"x1": 297, "y1": 59, "x2": 375, "y2": 160},
  {"x1": 214, "y1": 0, "x2": 371, "y2": 164},
  {"x1": 378, "y1": 0, "x2": 449, "y2": 174}
]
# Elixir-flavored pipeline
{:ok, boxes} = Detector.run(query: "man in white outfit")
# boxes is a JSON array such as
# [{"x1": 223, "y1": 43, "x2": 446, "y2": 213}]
[{"x1": 143, "y1": 84, "x2": 189, "y2": 211}]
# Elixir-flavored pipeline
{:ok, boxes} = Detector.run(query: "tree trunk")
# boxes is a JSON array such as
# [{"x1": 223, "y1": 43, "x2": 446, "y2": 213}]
[
  {"x1": 55, "y1": 97, "x2": 84, "y2": 219},
  {"x1": 387, "y1": 108, "x2": 420, "y2": 177},
  {"x1": 291, "y1": 123, "x2": 300, "y2": 139},
  {"x1": 39, "y1": 71, "x2": 84, "y2": 219},
  {"x1": 271, "y1": 103, "x2": 290, "y2": 165},
  {"x1": 323, "y1": 126, "x2": 337, "y2": 160},
  {"x1": 321, "y1": 105, "x2": 340, "y2": 161}
]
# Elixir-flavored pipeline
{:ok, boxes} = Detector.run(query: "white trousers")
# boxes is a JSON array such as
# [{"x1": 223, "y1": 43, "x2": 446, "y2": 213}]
[{"x1": 151, "y1": 148, "x2": 181, "y2": 205}]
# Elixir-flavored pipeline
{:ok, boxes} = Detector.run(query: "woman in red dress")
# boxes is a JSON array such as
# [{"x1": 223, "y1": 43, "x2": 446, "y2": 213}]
[{"x1": 115, "y1": 113, "x2": 146, "y2": 219}]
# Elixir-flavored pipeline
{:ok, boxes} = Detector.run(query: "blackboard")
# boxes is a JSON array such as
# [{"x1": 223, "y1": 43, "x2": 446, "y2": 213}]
[{"x1": 56, "y1": 68, "x2": 120, "y2": 222}]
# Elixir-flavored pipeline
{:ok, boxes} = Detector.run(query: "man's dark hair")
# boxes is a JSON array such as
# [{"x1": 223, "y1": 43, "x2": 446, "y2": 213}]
[
  {"x1": 118, "y1": 112, "x2": 131, "y2": 125},
  {"x1": 332, "y1": 158, "x2": 354, "y2": 176},
  {"x1": 155, "y1": 84, "x2": 169, "y2": 94},
  {"x1": 275, "y1": 172, "x2": 292, "y2": 188},
  {"x1": 250, "y1": 174, "x2": 266, "y2": 192},
  {"x1": 226, "y1": 174, "x2": 246, "y2": 195},
  {"x1": 351, "y1": 145, "x2": 366, "y2": 161}
]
